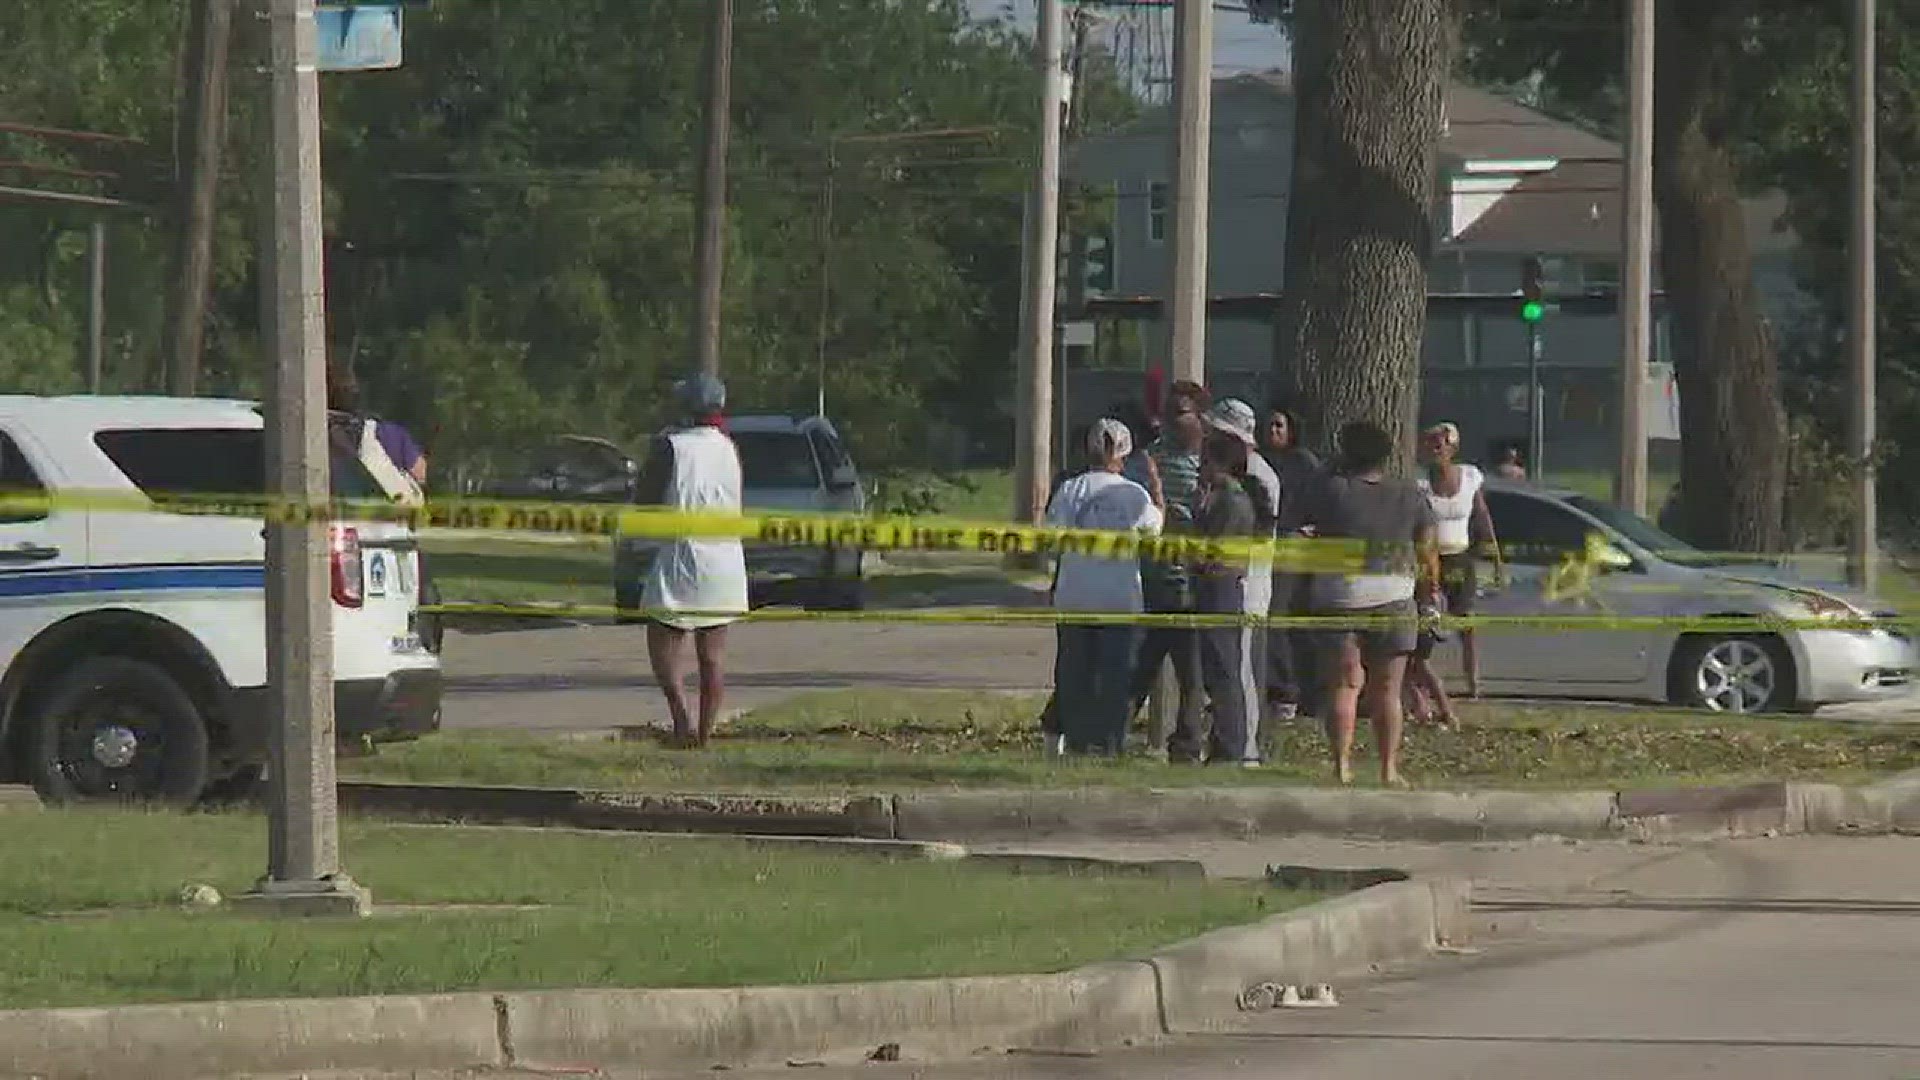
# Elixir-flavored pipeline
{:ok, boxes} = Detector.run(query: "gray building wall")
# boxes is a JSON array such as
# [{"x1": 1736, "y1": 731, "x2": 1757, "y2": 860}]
[{"x1": 1064, "y1": 84, "x2": 1818, "y2": 476}]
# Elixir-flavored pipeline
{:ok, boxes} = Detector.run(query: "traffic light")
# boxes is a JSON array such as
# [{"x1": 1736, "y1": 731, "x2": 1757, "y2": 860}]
[
  {"x1": 1084, "y1": 227, "x2": 1114, "y2": 295},
  {"x1": 1519, "y1": 256, "x2": 1545, "y2": 323}
]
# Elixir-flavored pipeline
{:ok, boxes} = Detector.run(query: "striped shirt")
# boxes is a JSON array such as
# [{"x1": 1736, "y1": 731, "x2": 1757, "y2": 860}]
[{"x1": 1148, "y1": 440, "x2": 1202, "y2": 526}]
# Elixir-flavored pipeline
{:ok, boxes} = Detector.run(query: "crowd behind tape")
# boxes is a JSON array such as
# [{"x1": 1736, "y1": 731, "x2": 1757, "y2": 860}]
[{"x1": 2, "y1": 489, "x2": 1909, "y2": 632}]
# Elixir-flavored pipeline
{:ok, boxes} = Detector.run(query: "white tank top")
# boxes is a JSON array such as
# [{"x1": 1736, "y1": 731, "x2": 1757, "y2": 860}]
[
  {"x1": 1418, "y1": 464, "x2": 1483, "y2": 555},
  {"x1": 640, "y1": 425, "x2": 749, "y2": 627}
]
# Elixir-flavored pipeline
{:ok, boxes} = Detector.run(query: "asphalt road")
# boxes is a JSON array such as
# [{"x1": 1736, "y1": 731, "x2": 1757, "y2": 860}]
[
  {"x1": 438, "y1": 621, "x2": 1920, "y2": 733},
  {"x1": 438, "y1": 620, "x2": 1055, "y2": 732},
  {"x1": 339, "y1": 834, "x2": 1920, "y2": 1080}
]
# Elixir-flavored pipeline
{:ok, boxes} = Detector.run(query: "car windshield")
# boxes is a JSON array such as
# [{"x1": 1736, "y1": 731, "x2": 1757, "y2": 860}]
[
  {"x1": 1562, "y1": 494, "x2": 1708, "y2": 562},
  {"x1": 732, "y1": 431, "x2": 820, "y2": 489}
]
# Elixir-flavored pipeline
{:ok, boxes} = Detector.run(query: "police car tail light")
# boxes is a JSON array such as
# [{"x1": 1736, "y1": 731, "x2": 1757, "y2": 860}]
[{"x1": 330, "y1": 526, "x2": 364, "y2": 609}]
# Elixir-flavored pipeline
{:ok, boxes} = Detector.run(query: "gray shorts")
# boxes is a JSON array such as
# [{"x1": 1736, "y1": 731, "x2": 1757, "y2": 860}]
[{"x1": 1316, "y1": 599, "x2": 1419, "y2": 662}]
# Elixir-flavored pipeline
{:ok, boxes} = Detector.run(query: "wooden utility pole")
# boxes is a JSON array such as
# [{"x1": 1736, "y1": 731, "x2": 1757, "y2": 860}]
[
  {"x1": 167, "y1": 0, "x2": 235, "y2": 397},
  {"x1": 1167, "y1": 0, "x2": 1214, "y2": 384},
  {"x1": 690, "y1": 0, "x2": 734, "y2": 378},
  {"x1": 1616, "y1": 0, "x2": 1653, "y2": 517},
  {"x1": 1012, "y1": 0, "x2": 1064, "y2": 526},
  {"x1": 87, "y1": 220, "x2": 106, "y2": 392},
  {"x1": 1847, "y1": 0, "x2": 1877, "y2": 592}
]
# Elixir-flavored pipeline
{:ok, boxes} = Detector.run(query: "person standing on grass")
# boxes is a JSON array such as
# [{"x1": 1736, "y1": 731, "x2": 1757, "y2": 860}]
[
  {"x1": 637, "y1": 374, "x2": 749, "y2": 748},
  {"x1": 1203, "y1": 399, "x2": 1278, "y2": 758},
  {"x1": 1261, "y1": 403, "x2": 1323, "y2": 722},
  {"x1": 1418, "y1": 422, "x2": 1502, "y2": 704},
  {"x1": 1192, "y1": 430, "x2": 1268, "y2": 768},
  {"x1": 1038, "y1": 422, "x2": 1098, "y2": 755},
  {"x1": 1048, "y1": 419, "x2": 1164, "y2": 756},
  {"x1": 1299, "y1": 421, "x2": 1440, "y2": 787},
  {"x1": 1128, "y1": 380, "x2": 1209, "y2": 760}
]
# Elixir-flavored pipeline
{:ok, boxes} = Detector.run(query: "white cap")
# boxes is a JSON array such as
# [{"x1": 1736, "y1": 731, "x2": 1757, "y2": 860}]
[{"x1": 1087, "y1": 417, "x2": 1134, "y2": 460}]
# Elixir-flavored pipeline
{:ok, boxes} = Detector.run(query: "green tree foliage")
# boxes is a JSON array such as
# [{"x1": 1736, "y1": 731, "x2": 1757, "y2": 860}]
[
  {"x1": 1455, "y1": 0, "x2": 1815, "y2": 552},
  {"x1": 1, "y1": 0, "x2": 1133, "y2": 477},
  {"x1": 1740, "y1": 6, "x2": 1920, "y2": 534}
]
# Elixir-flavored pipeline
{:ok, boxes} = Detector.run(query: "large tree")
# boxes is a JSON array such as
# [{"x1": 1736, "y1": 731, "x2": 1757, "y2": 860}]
[
  {"x1": 1455, "y1": 0, "x2": 1819, "y2": 552},
  {"x1": 1275, "y1": 0, "x2": 1452, "y2": 470}
]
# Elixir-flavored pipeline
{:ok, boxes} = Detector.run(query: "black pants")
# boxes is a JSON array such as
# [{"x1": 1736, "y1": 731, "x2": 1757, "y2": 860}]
[
  {"x1": 1130, "y1": 624, "x2": 1203, "y2": 760},
  {"x1": 1266, "y1": 571, "x2": 1315, "y2": 712}
]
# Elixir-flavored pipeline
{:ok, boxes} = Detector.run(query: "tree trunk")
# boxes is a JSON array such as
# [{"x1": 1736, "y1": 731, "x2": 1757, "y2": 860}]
[
  {"x1": 1273, "y1": 0, "x2": 1449, "y2": 471},
  {"x1": 1653, "y1": 5, "x2": 1788, "y2": 553}
]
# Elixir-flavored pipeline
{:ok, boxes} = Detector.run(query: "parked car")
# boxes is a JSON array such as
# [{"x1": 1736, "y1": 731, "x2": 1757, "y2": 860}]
[
  {"x1": 466, "y1": 434, "x2": 639, "y2": 503},
  {"x1": 1429, "y1": 480, "x2": 1913, "y2": 713},
  {"x1": 613, "y1": 415, "x2": 867, "y2": 614},
  {"x1": 0, "y1": 395, "x2": 443, "y2": 805}
]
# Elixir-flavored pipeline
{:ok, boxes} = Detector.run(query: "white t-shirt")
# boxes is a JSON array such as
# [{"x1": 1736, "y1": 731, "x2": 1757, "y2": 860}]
[
  {"x1": 1418, "y1": 464, "x2": 1483, "y2": 555},
  {"x1": 1046, "y1": 470, "x2": 1164, "y2": 614}
]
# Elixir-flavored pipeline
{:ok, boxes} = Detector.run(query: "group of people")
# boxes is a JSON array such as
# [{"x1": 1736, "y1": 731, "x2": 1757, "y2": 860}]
[
  {"x1": 540, "y1": 368, "x2": 1511, "y2": 781},
  {"x1": 1042, "y1": 377, "x2": 1504, "y2": 786}
]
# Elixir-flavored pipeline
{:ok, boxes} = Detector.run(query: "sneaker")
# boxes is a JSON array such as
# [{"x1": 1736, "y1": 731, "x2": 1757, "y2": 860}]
[{"x1": 1270, "y1": 702, "x2": 1299, "y2": 723}]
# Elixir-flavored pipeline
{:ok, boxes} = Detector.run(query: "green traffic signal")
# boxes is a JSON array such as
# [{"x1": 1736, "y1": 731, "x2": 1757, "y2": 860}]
[{"x1": 1520, "y1": 300, "x2": 1545, "y2": 323}]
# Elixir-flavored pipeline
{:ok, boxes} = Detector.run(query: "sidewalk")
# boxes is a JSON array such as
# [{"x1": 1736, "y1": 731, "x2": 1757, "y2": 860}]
[{"x1": 309, "y1": 834, "x2": 1920, "y2": 1080}]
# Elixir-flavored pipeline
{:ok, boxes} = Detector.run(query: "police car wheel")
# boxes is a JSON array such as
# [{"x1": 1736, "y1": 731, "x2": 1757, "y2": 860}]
[{"x1": 24, "y1": 657, "x2": 211, "y2": 806}]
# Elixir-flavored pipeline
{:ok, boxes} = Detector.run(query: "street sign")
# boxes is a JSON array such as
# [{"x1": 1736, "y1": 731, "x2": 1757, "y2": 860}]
[{"x1": 317, "y1": 4, "x2": 402, "y2": 72}]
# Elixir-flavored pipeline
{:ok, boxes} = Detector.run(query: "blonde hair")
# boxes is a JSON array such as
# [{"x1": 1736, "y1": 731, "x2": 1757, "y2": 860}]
[{"x1": 1424, "y1": 421, "x2": 1461, "y2": 448}]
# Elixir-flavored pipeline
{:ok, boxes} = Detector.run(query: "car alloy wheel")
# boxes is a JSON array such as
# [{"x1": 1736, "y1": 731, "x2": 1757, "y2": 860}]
[{"x1": 1694, "y1": 638, "x2": 1778, "y2": 713}]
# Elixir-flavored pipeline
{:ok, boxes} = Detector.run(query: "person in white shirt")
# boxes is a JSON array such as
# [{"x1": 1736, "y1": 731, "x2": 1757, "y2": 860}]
[
  {"x1": 1416, "y1": 422, "x2": 1503, "y2": 705},
  {"x1": 1047, "y1": 419, "x2": 1165, "y2": 755},
  {"x1": 636, "y1": 374, "x2": 750, "y2": 748}
]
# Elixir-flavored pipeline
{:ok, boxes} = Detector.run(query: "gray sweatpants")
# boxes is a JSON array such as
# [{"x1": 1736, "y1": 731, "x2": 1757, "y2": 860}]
[{"x1": 1196, "y1": 574, "x2": 1260, "y2": 764}]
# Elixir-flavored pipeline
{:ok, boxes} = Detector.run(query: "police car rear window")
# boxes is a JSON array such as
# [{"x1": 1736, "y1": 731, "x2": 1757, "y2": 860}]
[{"x1": 94, "y1": 428, "x2": 386, "y2": 501}]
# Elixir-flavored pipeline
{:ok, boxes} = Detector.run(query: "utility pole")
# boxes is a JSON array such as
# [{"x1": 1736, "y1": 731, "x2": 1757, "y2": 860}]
[
  {"x1": 1012, "y1": 0, "x2": 1063, "y2": 526},
  {"x1": 690, "y1": 0, "x2": 733, "y2": 378},
  {"x1": 1167, "y1": 0, "x2": 1213, "y2": 384},
  {"x1": 86, "y1": 220, "x2": 106, "y2": 393},
  {"x1": 1847, "y1": 0, "x2": 1877, "y2": 592},
  {"x1": 1527, "y1": 322, "x2": 1544, "y2": 479},
  {"x1": 1616, "y1": 0, "x2": 1653, "y2": 517},
  {"x1": 167, "y1": 0, "x2": 235, "y2": 397},
  {"x1": 240, "y1": 0, "x2": 369, "y2": 918}
]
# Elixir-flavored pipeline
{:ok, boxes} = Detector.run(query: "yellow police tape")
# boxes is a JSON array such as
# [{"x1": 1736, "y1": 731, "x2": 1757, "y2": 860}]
[{"x1": 0, "y1": 490, "x2": 1378, "y2": 573}]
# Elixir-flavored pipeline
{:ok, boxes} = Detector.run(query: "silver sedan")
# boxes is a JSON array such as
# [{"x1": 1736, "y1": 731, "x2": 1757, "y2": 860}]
[{"x1": 1426, "y1": 481, "x2": 1914, "y2": 713}]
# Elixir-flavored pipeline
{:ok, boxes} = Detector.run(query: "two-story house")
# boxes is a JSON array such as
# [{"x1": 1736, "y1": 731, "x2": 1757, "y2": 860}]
[{"x1": 1064, "y1": 71, "x2": 1811, "y2": 472}]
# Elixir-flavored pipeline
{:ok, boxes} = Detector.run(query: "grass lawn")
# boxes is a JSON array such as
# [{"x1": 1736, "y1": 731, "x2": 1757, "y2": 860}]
[
  {"x1": 424, "y1": 535, "x2": 1042, "y2": 614},
  {"x1": 0, "y1": 811, "x2": 1296, "y2": 1009},
  {"x1": 349, "y1": 689, "x2": 1920, "y2": 793}
]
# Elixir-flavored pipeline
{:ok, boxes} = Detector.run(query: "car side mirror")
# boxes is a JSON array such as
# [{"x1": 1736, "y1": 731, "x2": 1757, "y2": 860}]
[
  {"x1": 828, "y1": 463, "x2": 859, "y2": 491},
  {"x1": 1594, "y1": 541, "x2": 1634, "y2": 572}
]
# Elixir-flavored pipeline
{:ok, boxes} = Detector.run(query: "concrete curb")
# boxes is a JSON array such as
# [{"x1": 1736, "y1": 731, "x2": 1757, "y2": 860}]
[
  {"x1": 334, "y1": 775, "x2": 1920, "y2": 843},
  {"x1": 0, "y1": 784, "x2": 41, "y2": 813},
  {"x1": 0, "y1": 875, "x2": 1466, "y2": 1078},
  {"x1": 337, "y1": 782, "x2": 893, "y2": 838},
  {"x1": 0, "y1": 993, "x2": 503, "y2": 1080}
]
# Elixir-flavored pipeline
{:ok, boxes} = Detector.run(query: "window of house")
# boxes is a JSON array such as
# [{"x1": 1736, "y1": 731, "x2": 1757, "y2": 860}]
[
  {"x1": 1146, "y1": 181, "x2": 1168, "y2": 244},
  {"x1": 1581, "y1": 259, "x2": 1621, "y2": 291}
]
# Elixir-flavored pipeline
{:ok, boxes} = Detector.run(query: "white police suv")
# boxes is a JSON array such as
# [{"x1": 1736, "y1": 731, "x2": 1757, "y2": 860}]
[{"x1": 0, "y1": 396, "x2": 442, "y2": 805}]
